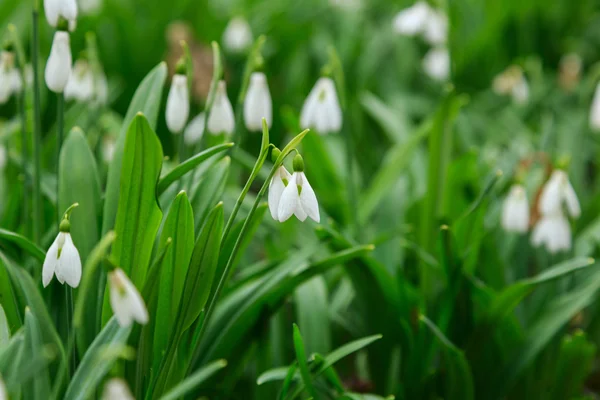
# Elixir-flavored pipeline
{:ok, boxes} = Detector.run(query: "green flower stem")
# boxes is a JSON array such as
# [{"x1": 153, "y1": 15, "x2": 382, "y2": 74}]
[
  {"x1": 17, "y1": 68, "x2": 29, "y2": 237},
  {"x1": 31, "y1": 1, "x2": 42, "y2": 245},
  {"x1": 57, "y1": 92, "x2": 65, "y2": 219}
]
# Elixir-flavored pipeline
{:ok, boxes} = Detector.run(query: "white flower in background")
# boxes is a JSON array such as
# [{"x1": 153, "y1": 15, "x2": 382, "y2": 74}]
[
  {"x1": 102, "y1": 136, "x2": 116, "y2": 164},
  {"x1": 244, "y1": 72, "x2": 272, "y2": 131},
  {"x1": 300, "y1": 77, "x2": 342, "y2": 134},
  {"x1": 277, "y1": 155, "x2": 320, "y2": 223},
  {"x1": 422, "y1": 47, "x2": 450, "y2": 81},
  {"x1": 538, "y1": 169, "x2": 580, "y2": 218},
  {"x1": 531, "y1": 212, "x2": 572, "y2": 254},
  {"x1": 184, "y1": 112, "x2": 205, "y2": 145},
  {"x1": 207, "y1": 80, "x2": 235, "y2": 136},
  {"x1": 44, "y1": 0, "x2": 78, "y2": 29},
  {"x1": 166, "y1": 74, "x2": 190, "y2": 134},
  {"x1": 492, "y1": 66, "x2": 529, "y2": 105},
  {"x1": 102, "y1": 378, "x2": 134, "y2": 400},
  {"x1": 423, "y1": 9, "x2": 448, "y2": 45},
  {"x1": 268, "y1": 166, "x2": 292, "y2": 221},
  {"x1": 222, "y1": 17, "x2": 253, "y2": 54},
  {"x1": 79, "y1": 0, "x2": 102, "y2": 15},
  {"x1": 501, "y1": 184, "x2": 530, "y2": 233},
  {"x1": 45, "y1": 31, "x2": 72, "y2": 93},
  {"x1": 108, "y1": 268, "x2": 148, "y2": 328},
  {"x1": 0, "y1": 51, "x2": 23, "y2": 104},
  {"x1": 64, "y1": 59, "x2": 94, "y2": 102},
  {"x1": 0, "y1": 145, "x2": 6, "y2": 170},
  {"x1": 589, "y1": 83, "x2": 600, "y2": 131},
  {"x1": 42, "y1": 220, "x2": 82, "y2": 288},
  {"x1": 94, "y1": 69, "x2": 109, "y2": 104},
  {"x1": 392, "y1": 2, "x2": 432, "y2": 36}
]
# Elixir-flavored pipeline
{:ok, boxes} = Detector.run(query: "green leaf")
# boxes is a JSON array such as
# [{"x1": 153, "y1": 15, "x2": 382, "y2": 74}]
[
  {"x1": 420, "y1": 315, "x2": 474, "y2": 400},
  {"x1": 189, "y1": 157, "x2": 230, "y2": 233},
  {"x1": 157, "y1": 143, "x2": 234, "y2": 195},
  {"x1": 0, "y1": 305, "x2": 10, "y2": 345},
  {"x1": 294, "y1": 276, "x2": 331, "y2": 355},
  {"x1": 159, "y1": 359, "x2": 227, "y2": 400},
  {"x1": 22, "y1": 308, "x2": 51, "y2": 400},
  {"x1": 0, "y1": 228, "x2": 45, "y2": 262},
  {"x1": 58, "y1": 127, "x2": 102, "y2": 262},
  {"x1": 102, "y1": 62, "x2": 167, "y2": 235},
  {"x1": 293, "y1": 324, "x2": 318, "y2": 400},
  {"x1": 64, "y1": 317, "x2": 132, "y2": 400},
  {"x1": 153, "y1": 191, "x2": 195, "y2": 374},
  {"x1": 549, "y1": 331, "x2": 596, "y2": 400}
]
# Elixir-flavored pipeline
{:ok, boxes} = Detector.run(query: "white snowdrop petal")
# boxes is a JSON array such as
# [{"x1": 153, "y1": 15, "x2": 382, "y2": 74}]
[
  {"x1": 244, "y1": 72, "x2": 272, "y2": 131},
  {"x1": 109, "y1": 270, "x2": 133, "y2": 327},
  {"x1": 124, "y1": 279, "x2": 149, "y2": 324},
  {"x1": 42, "y1": 235, "x2": 61, "y2": 287},
  {"x1": 184, "y1": 113, "x2": 206, "y2": 145},
  {"x1": 423, "y1": 10, "x2": 448, "y2": 45},
  {"x1": 392, "y1": 1, "x2": 431, "y2": 36},
  {"x1": 102, "y1": 378, "x2": 134, "y2": 400},
  {"x1": 56, "y1": 233, "x2": 82, "y2": 288},
  {"x1": 61, "y1": 0, "x2": 78, "y2": 21},
  {"x1": 223, "y1": 17, "x2": 253, "y2": 53},
  {"x1": 423, "y1": 47, "x2": 450, "y2": 81},
  {"x1": 294, "y1": 204, "x2": 308, "y2": 221},
  {"x1": 45, "y1": 32, "x2": 72, "y2": 93},
  {"x1": 278, "y1": 174, "x2": 300, "y2": 222},
  {"x1": 501, "y1": 185, "x2": 529, "y2": 233},
  {"x1": 299, "y1": 173, "x2": 320, "y2": 222},
  {"x1": 563, "y1": 180, "x2": 581, "y2": 218},
  {"x1": 538, "y1": 172, "x2": 563, "y2": 215},
  {"x1": 44, "y1": 0, "x2": 60, "y2": 26},
  {"x1": 207, "y1": 81, "x2": 235, "y2": 135},
  {"x1": 268, "y1": 173, "x2": 286, "y2": 221},
  {"x1": 166, "y1": 74, "x2": 190, "y2": 134},
  {"x1": 590, "y1": 84, "x2": 600, "y2": 131}
]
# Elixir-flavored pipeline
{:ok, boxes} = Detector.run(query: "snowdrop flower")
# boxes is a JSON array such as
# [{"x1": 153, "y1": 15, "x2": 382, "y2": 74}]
[
  {"x1": 102, "y1": 136, "x2": 116, "y2": 164},
  {"x1": 102, "y1": 378, "x2": 134, "y2": 400},
  {"x1": 531, "y1": 212, "x2": 572, "y2": 254},
  {"x1": 300, "y1": 77, "x2": 342, "y2": 134},
  {"x1": 42, "y1": 217, "x2": 82, "y2": 288},
  {"x1": 64, "y1": 59, "x2": 94, "y2": 102},
  {"x1": 45, "y1": 30, "x2": 72, "y2": 93},
  {"x1": 207, "y1": 80, "x2": 235, "y2": 136},
  {"x1": 277, "y1": 154, "x2": 320, "y2": 223},
  {"x1": 0, "y1": 145, "x2": 6, "y2": 170},
  {"x1": 392, "y1": 2, "x2": 432, "y2": 36},
  {"x1": 184, "y1": 112, "x2": 205, "y2": 145},
  {"x1": 0, "y1": 50, "x2": 22, "y2": 104},
  {"x1": 423, "y1": 9, "x2": 448, "y2": 45},
  {"x1": 590, "y1": 83, "x2": 600, "y2": 131},
  {"x1": 223, "y1": 17, "x2": 253, "y2": 54},
  {"x1": 44, "y1": 0, "x2": 77, "y2": 29},
  {"x1": 501, "y1": 184, "x2": 530, "y2": 233},
  {"x1": 108, "y1": 268, "x2": 148, "y2": 327},
  {"x1": 166, "y1": 73, "x2": 190, "y2": 134},
  {"x1": 423, "y1": 47, "x2": 450, "y2": 81},
  {"x1": 244, "y1": 72, "x2": 272, "y2": 131},
  {"x1": 492, "y1": 66, "x2": 529, "y2": 105},
  {"x1": 268, "y1": 151, "x2": 292, "y2": 220},
  {"x1": 538, "y1": 170, "x2": 580, "y2": 218}
]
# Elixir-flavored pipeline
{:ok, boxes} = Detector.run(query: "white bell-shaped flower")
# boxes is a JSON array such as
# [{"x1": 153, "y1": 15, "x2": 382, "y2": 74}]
[
  {"x1": 423, "y1": 9, "x2": 448, "y2": 45},
  {"x1": 102, "y1": 378, "x2": 134, "y2": 400},
  {"x1": 207, "y1": 80, "x2": 235, "y2": 135},
  {"x1": 268, "y1": 165, "x2": 292, "y2": 221},
  {"x1": 590, "y1": 83, "x2": 600, "y2": 131},
  {"x1": 0, "y1": 145, "x2": 6, "y2": 170},
  {"x1": 222, "y1": 17, "x2": 253, "y2": 54},
  {"x1": 392, "y1": 2, "x2": 432, "y2": 36},
  {"x1": 44, "y1": 0, "x2": 78, "y2": 30},
  {"x1": 108, "y1": 268, "x2": 148, "y2": 327},
  {"x1": 277, "y1": 155, "x2": 320, "y2": 223},
  {"x1": 538, "y1": 170, "x2": 580, "y2": 218},
  {"x1": 45, "y1": 31, "x2": 72, "y2": 93},
  {"x1": 244, "y1": 72, "x2": 272, "y2": 131},
  {"x1": 42, "y1": 221, "x2": 82, "y2": 288},
  {"x1": 64, "y1": 59, "x2": 94, "y2": 102},
  {"x1": 300, "y1": 77, "x2": 342, "y2": 134},
  {"x1": 184, "y1": 112, "x2": 205, "y2": 145},
  {"x1": 0, "y1": 51, "x2": 22, "y2": 104},
  {"x1": 166, "y1": 74, "x2": 190, "y2": 134},
  {"x1": 501, "y1": 184, "x2": 530, "y2": 233},
  {"x1": 423, "y1": 47, "x2": 450, "y2": 81},
  {"x1": 531, "y1": 212, "x2": 572, "y2": 254}
]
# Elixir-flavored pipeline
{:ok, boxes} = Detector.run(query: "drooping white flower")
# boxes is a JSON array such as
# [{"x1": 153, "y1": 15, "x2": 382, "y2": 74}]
[
  {"x1": 501, "y1": 184, "x2": 530, "y2": 233},
  {"x1": 45, "y1": 31, "x2": 72, "y2": 93},
  {"x1": 102, "y1": 378, "x2": 134, "y2": 400},
  {"x1": 244, "y1": 72, "x2": 272, "y2": 131},
  {"x1": 207, "y1": 80, "x2": 235, "y2": 136},
  {"x1": 423, "y1": 9, "x2": 448, "y2": 45},
  {"x1": 184, "y1": 113, "x2": 205, "y2": 145},
  {"x1": 278, "y1": 171, "x2": 320, "y2": 223},
  {"x1": 392, "y1": 2, "x2": 432, "y2": 36},
  {"x1": 108, "y1": 268, "x2": 148, "y2": 327},
  {"x1": 0, "y1": 51, "x2": 22, "y2": 104},
  {"x1": 166, "y1": 74, "x2": 190, "y2": 134},
  {"x1": 222, "y1": 17, "x2": 253, "y2": 54},
  {"x1": 531, "y1": 212, "x2": 572, "y2": 254},
  {"x1": 422, "y1": 47, "x2": 450, "y2": 81},
  {"x1": 492, "y1": 66, "x2": 529, "y2": 105},
  {"x1": 64, "y1": 59, "x2": 94, "y2": 102},
  {"x1": 268, "y1": 166, "x2": 292, "y2": 221},
  {"x1": 300, "y1": 77, "x2": 342, "y2": 134},
  {"x1": 42, "y1": 228, "x2": 82, "y2": 288},
  {"x1": 0, "y1": 145, "x2": 6, "y2": 170},
  {"x1": 538, "y1": 170, "x2": 580, "y2": 218},
  {"x1": 44, "y1": 0, "x2": 78, "y2": 30},
  {"x1": 590, "y1": 83, "x2": 600, "y2": 131}
]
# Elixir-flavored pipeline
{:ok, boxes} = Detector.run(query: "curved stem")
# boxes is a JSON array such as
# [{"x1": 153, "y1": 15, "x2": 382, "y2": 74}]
[{"x1": 31, "y1": 3, "x2": 42, "y2": 245}]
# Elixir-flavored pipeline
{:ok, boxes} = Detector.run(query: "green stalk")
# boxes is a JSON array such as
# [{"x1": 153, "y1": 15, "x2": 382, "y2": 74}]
[
  {"x1": 31, "y1": 1, "x2": 42, "y2": 245},
  {"x1": 17, "y1": 67, "x2": 29, "y2": 237},
  {"x1": 344, "y1": 122, "x2": 358, "y2": 238},
  {"x1": 57, "y1": 92, "x2": 64, "y2": 221},
  {"x1": 188, "y1": 129, "x2": 309, "y2": 372}
]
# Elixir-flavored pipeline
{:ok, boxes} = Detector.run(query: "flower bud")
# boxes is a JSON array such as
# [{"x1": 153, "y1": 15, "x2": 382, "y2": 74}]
[
  {"x1": 207, "y1": 80, "x2": 235, "y2": 136},
  {"x1": 45, "y1": 31, "x2": 72, "y2": 93},
  {"x1": 222, "y1": 17, "x2": 253, "y2": 54},
  {"x1": 244, "y1": 72, "x2": 272, "y2": 131},
  {"x1": 293, "y1": 154, "x2": 304, "y2": 172},
  {"x1": 271, "y1": 147, "x2": 281, "y2": 163},
  {"x1": 166, "y1": 74, "x2": 190, "y2": 134}
]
